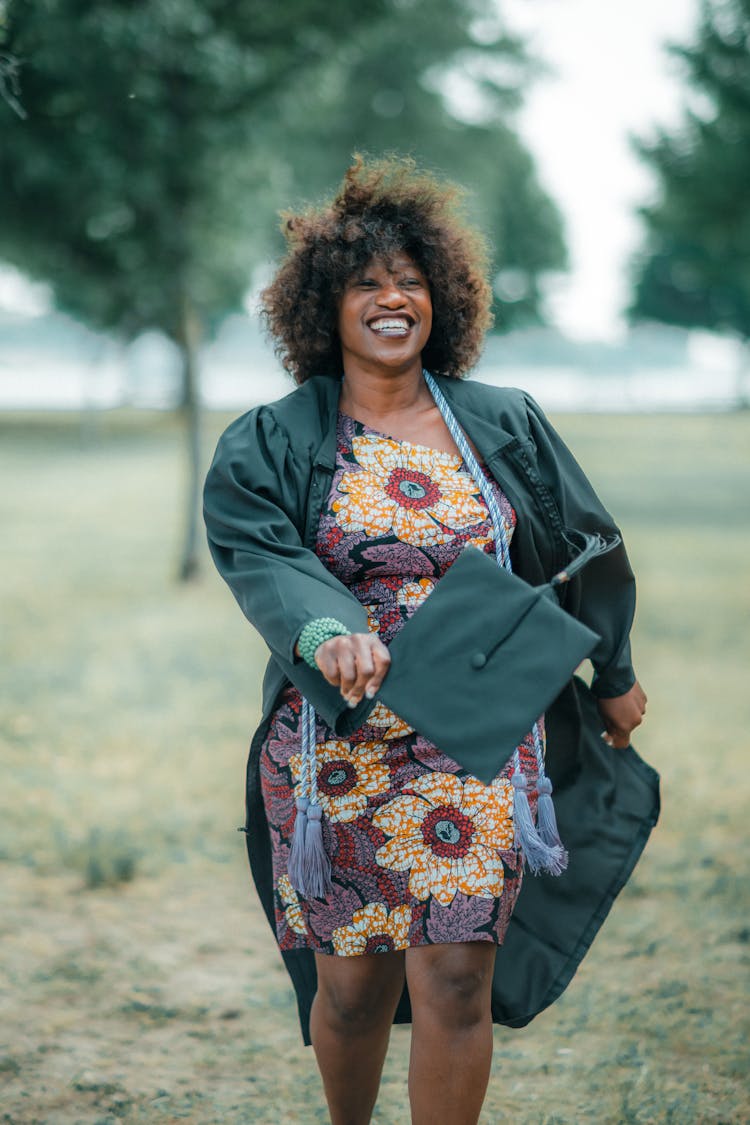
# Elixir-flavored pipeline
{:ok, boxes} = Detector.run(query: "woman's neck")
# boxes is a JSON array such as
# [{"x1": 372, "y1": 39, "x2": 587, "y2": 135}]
[{"x1": 339, "y1": 364, "x2": 434, "y2": 422}]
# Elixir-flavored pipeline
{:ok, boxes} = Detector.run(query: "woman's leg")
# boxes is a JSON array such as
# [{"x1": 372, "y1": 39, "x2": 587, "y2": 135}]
[
  {"x1": 310, "y1": 950, "x2": 406, "y2": 1125},
  {"x1": 405, "y1": 942, "x2": 497, "y2": 1125}
]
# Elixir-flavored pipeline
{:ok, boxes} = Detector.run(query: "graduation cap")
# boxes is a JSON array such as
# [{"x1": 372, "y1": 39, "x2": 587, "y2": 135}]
[{"x1": 378, "y1": 540, "x2": 604, "y2": 786}]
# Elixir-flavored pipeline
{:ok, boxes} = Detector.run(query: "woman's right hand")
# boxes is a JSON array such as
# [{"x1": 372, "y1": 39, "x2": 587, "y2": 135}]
[
  {"x1": 314, "y1": 633, "x2": 391, "y2": 708},
  {"x1": 597, "y1": 680, "x2": 647, "y2": 749}
]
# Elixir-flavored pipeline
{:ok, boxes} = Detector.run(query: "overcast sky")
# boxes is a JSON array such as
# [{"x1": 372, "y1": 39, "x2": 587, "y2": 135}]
[{"x1": 500, "y1": 0, "x2": 700, "y2": 339}]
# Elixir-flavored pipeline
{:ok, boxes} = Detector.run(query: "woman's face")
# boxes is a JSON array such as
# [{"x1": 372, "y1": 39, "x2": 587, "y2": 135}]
[{"x1": 338, "y1": 253, "x2": 432, "y2": 376}]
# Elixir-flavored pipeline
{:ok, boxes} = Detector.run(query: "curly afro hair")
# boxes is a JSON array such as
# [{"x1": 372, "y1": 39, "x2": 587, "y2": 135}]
[{"x1": 260, "y1": 155, "x2": 493, "y2": 384}]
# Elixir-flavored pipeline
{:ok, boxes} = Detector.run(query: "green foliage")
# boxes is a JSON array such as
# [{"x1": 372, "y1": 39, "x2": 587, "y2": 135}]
[
  {"x1": 0, "y1": 0, "x2": 389, "y2": 342},
  {"x1": 0, "y1": 0, "x2": 565, "y2": 343},
  {"x1": 631, "y1": 0, "x2": 750, "y2": 339}
]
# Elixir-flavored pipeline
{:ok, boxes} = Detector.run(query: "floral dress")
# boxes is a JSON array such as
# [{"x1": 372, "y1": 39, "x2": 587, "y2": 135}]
[{"x1": 260, "y1": 413, "x2": 540, "y2": 956}]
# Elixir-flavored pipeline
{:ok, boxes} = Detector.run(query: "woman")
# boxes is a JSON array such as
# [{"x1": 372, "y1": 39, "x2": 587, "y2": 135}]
[{"x1": 203, "y1": 156, "x2": 655, "y2": 1125}]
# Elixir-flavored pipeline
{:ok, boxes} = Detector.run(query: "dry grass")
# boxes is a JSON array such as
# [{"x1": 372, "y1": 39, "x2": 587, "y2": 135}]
[{"x1": 1, "y1": 407, "x2": 748, "y2": 1124}]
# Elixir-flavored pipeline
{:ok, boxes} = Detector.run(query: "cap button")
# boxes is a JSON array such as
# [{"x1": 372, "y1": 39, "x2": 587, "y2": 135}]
[{"x1": 470, "y1": 652, "x2": 487, "y2": 670}]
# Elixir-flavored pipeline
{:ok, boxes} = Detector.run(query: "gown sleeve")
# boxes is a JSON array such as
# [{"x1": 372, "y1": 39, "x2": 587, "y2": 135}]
[
  {"x1": 522, "y1": 394, "x2": 637, "y2": 699},
  {"x1": 202, "y1": 404, "x2": 371, "y2": 727}
]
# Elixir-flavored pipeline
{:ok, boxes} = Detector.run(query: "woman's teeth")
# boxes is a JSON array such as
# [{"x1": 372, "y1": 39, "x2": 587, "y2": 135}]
[{"x1": 370, "y1": 318, "x2": 410, "y2": 337}]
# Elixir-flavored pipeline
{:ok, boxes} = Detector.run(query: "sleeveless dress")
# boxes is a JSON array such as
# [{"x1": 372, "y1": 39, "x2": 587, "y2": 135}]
[{"x1": 260, "y1": 412, "x2": 541, "y2": 956}]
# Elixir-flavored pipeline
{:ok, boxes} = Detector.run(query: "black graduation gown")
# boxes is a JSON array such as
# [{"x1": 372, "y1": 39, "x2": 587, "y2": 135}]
[{"x1": 203, "y1": 374, "x2": 660, "y2": 1044}]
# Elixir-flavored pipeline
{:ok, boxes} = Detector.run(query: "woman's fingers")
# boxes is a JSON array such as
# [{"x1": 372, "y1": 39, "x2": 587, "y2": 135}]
[
  {"x1": 364, "y1": 642, "x2": 391, "y2": 700},
  {"x1": 314, "y1": 634, "x2": 391, "y2": 705},
  {"x1": 314, "y1": 635, "x2": 351, "y2": 686},
  {"x1": 601, "y1": 728, "x2": 630, "y2": 750},
  {"x1": 339, "y1": 635, "x2": 372, "y2": 702},
  {"x1": 342, "y1": 635, "x2": 390, "y2": 705}
]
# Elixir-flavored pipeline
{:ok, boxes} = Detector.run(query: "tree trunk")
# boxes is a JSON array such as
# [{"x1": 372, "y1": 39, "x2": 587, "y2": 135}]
[{"x1": 176, "y1": 297, "x2": 203, "y2": 582}]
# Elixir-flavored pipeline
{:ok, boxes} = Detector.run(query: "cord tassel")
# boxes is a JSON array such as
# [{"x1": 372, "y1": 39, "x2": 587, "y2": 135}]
[
  {"x1": 288, "y1": 700, "x2": 333, "y2": 898},
  {"x1": 511, "y1": 769, "x2": 567, "y2": 876},
  {"x1": 299, "y1": 803, "x2": 332, "y2": 898},
  {"x1": 535, "y1": 775, "x2": 569, "y2": 867},
  {"x1": 287, "y1": 796, "x2": 310, "y2": 895}
]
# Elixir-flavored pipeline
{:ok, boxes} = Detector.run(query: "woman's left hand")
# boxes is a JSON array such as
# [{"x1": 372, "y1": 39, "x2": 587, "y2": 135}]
[{"x1": 597, "y1": 681, "x2": 647, "y2": 749}]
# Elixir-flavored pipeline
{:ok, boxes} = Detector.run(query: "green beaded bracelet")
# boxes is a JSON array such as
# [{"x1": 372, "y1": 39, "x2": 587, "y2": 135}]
[{"x1": 297, "y1": 618, "x2": 351, "y2": 669}]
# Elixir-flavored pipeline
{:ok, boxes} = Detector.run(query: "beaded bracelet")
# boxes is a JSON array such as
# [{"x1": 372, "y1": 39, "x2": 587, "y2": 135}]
[{"x1": 297, "y1": 618, "x2": 351, "y2": 669}]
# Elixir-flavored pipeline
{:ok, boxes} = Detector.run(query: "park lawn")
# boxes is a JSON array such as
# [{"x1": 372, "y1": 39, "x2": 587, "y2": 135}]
[{"x1": 0, "y1": 407, "x2": 748, "y2": 1124}]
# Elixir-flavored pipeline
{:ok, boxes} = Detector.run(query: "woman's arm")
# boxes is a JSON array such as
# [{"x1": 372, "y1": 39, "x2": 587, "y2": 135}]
[
  {"x1": 203, "y1": 405, "x2": 382, "y2": 725},
  {"x1": 203, "y1": 405, "x2": 368, "y2": 659},
  {"x1": 523, "y1": 394, "x2": 637, "y2": 698},
  {"x1": 522, "y1": 395, "x2": 647, "y2": 746}
]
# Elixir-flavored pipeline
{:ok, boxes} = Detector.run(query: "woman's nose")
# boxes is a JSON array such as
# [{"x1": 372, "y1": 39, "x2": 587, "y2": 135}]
[{"x1": 376, "y1": 281, "x2": 406, "y2": 306}]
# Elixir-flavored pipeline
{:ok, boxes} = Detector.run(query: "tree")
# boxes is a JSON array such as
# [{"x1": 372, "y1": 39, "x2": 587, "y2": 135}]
[
  {"x1": 0, "y1": 1, "x2": 566, "y2": 579},
  {"x1": 630, "y1": 0, "x2": 750, "y2": 402},
  {"x1": 0, "y1": 0, "x2": 389, "y2": 578}
]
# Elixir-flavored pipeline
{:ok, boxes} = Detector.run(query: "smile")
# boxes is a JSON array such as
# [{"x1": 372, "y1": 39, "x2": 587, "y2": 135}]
[{"x1": 368, "y1": 316, "x2": 414, "y2": 337}]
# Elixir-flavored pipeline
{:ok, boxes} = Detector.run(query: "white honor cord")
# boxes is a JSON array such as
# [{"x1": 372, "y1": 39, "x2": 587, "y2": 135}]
[{"x1": 423, "y1": 370, "x2": 547, "y2": 783}]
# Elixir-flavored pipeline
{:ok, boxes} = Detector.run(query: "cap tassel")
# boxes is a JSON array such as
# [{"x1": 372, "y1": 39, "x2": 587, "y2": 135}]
[
  {"x1": 535, "y1": 774, "x2": 569, "y2": 868},
  {"x1": 550, "y1": 531, "x2": 621, "y2": 587},
  {"x1": 511, "y1": 769, "x2": 567, "y2": 876}
]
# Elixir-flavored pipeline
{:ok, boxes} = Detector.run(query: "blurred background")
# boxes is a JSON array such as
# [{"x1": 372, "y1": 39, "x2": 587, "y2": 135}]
[{"x1": 1, "y1": 1, "x2": 748, "y2": 1122}]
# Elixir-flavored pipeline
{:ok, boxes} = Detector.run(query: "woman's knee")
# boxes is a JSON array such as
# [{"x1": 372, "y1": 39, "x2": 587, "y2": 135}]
[
  {"x1": 314, "y1": 954, "x2": 404, "y2": 1036},
  {"x1": 316, "y1": 987, "x2": 382, "y2": 1035},
  {"x1": 407, "y1": 944, "x2": 495, "y2": 1030}
]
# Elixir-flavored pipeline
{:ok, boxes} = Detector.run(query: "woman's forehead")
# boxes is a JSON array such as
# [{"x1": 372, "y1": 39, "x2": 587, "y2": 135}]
[{"x1": 351, "y1": 252, "x2": 425, "y2": 278}]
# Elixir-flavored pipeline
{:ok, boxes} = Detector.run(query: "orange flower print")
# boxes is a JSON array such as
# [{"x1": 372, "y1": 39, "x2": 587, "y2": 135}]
[
  {"x1": 465, "y1": 534, "x2": 494, "y2": 552},
  {"x1": 277, "y1": 874, "x2": 307, "y2": 935},
  {"x1": 290, "y1": 740, "x2": 389, "y2": 823},
  {"x1": 332, "y1": 903, "x2": 412, "y2": 956},
  {"x1": 332, "y1": 435, "x2": 486, "y2": 548},
  {"x1": 373, "y1": 773, "x2": 514, "y2": 906},
  {"x1": 396, "y1": 578, "x2": 435, "y2": 614},
  {"x1": 365, "y1": 603, "x2": 380, "y2": 634},
  {"x1": 366, "y1": 700, "x2": 414, "y2": 740}
]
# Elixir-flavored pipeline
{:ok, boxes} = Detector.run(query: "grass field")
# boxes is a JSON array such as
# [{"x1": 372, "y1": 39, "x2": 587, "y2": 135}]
[{"x1": 1, "y1": 407, "x2": 748, "y2": 1124}]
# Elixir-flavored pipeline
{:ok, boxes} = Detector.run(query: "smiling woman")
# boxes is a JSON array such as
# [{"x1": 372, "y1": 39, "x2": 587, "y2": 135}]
[
  {"x1": 337, "y1": 255, "x2": 433, "y2": 375},
  {"x1": 260, "y1": 154, "x2": 492, "y2": 385},
  {"x1": 203, "y1": 154, "x2": 653, "y2": 1125}
]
